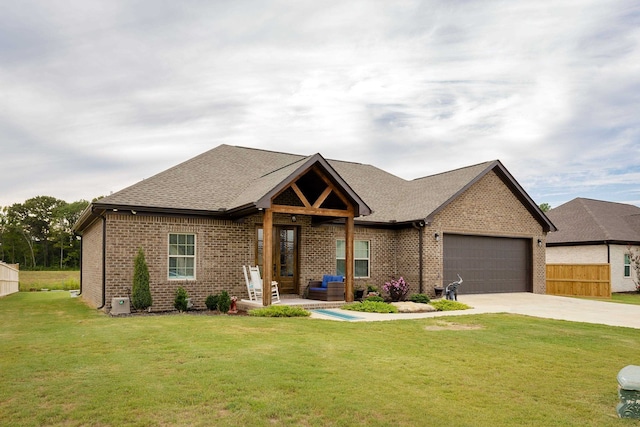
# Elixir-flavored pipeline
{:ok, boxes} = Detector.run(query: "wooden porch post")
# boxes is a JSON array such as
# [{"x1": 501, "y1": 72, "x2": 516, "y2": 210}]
[
  {"x1": 345, "y1": 214, "x2": 354, "y2": 302},
  {"x1": 262, "y1": 209, "x2": 273, "y2": 306}
]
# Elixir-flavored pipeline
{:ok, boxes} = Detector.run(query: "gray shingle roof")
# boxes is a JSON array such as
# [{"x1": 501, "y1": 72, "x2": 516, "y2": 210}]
[
  {"x1": 546, "y1": 198, "x2": 640, "y2": 244},
  {"x1": 86, "y1": 144, "x2": 551, "y2": 230},
  {"x1": 98, "y1": 145, "x2": 305, "y2": 211}
]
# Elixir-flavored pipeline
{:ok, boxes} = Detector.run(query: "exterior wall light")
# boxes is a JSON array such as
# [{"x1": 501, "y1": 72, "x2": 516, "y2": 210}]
[
  {"x1": 291, "y1": 215, "x2": 296, "y2": 222},
  {"x1": 435, "y1": 233, "x2": 440, "y2": 242},
  {"x1": 537, "y1": 238, "x2": 542, "y2": 247}
]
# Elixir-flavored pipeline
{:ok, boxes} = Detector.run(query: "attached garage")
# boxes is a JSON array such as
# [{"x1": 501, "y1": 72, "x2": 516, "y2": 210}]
[{"x1": 443, "y1": 234, "x2": 532, "y2": 294}]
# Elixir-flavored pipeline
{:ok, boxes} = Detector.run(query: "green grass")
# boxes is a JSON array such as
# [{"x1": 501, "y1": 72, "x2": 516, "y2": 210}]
[
  {"x1": 1, "y1": 292, "x2": 638, "y2": 426},
  {"x1": 580, "y1": 293, "x2": 640, "y2": 306},
  {"x1": 18, "y1": 270, "x2": 80, "y2": 291},
  {"x1": 611, "y1": 293, "x2": 640, "y2": 305}
]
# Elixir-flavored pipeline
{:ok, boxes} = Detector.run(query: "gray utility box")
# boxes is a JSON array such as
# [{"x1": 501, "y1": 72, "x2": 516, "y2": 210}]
[
  {"x1": 111, "y1": 297, "x2": 131, "y2": 315},
  {"x1": 617, "y1": 365, "x2": 640, "y2": 418}
]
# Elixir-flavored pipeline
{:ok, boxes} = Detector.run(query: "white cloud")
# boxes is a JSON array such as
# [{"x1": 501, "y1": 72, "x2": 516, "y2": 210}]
[{"x1": 0, "y1": 0, "x2": 639, "y2": 208}]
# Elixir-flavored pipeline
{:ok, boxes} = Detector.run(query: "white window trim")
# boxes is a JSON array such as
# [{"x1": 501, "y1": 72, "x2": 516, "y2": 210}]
[
  {"x1": 624, "y1": 253, "x2": 631, "y2": 278},
  {"x1": 168, "y1": 233, "x2": 196, "y2": 280},
  {"x1": 337, "y1": 239, "x2": 371, "y2": 279}
]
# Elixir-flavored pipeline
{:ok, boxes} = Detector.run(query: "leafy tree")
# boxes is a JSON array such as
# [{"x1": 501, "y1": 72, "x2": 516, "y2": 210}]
[
  {"x1": 132, "y1": 247, "x2": 152, "y2": 310},
  {"x1": 539, "y1": 203, "x2": 551, "y2": 213},
  {"x1": 0, "y1": 197, "x2": 88, "y2": 269},
  {"x1": 52, "y1": 200, "x2": 88, "y2": 269}
]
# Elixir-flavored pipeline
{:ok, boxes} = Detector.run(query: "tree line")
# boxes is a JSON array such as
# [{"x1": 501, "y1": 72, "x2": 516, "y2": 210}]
[{"x1": 0, "y1": 196, "x2": 90, "y2": 270}]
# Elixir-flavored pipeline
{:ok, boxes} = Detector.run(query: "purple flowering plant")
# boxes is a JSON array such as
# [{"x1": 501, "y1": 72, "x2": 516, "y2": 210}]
[{"x1": 382, "y1": 276, "x2": 410, "y2": 302}]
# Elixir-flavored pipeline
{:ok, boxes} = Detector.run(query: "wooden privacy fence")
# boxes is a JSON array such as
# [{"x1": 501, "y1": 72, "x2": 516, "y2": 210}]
[
  {"x1": 546, "y1": 263, "x2": 611, "y2": 298},
  {"x1": 0, "y1": 262, "x2": 19, "y2": 297}
]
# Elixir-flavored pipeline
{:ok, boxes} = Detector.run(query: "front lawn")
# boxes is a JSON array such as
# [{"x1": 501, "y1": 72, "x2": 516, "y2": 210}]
[{"x1": 1, "y1": 292, "x2": 636, "y2": 426}]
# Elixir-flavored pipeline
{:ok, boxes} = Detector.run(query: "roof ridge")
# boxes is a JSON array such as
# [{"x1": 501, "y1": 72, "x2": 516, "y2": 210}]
[
  {"x1": 578, "y1": 198, "x2": 612, "y2": 240},
  {"x1": 231, "y1": 144, "x2": 307, "y2": 158},
  {"x1": 411, "y1": 160, "x2": 496, "y2": 181},
  {"x1": 578, "y1": 197, "x2": 640, "y2": 209},
  {"x1": 257, "y1": 156, "x2": 309, "y2": 178}
]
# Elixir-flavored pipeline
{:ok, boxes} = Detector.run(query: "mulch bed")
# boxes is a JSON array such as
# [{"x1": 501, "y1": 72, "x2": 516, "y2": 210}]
[{"x1": 112, "y1": 309, "x2": 249, "y2": 317}]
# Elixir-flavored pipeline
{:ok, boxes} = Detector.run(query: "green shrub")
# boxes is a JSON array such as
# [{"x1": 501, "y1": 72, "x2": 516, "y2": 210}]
[
  {"x1": 409, "y1": 293, "x2": 430, "y2": 304},
  {"x1": 366, "y1": 285, "x2": 379, "y2": 293},
  {"x1": 249, "y1": 306, "x2": 311, "y2": 317},
  {"x1": 365, "y1": 295, "x2": 384, "y2": 302},
  {"x1": 217, "y1": 291, "x2": 231, "y2": 313},
  {"x1": 205, "y1": 294, "x2": 219, "y2": 311},
  {"x1": 429, "y1": 299, "x2": 471, "y2": 311},
  {"x1": 132, "y1": 248, "x2": 152, "y2": 310},
  {"x1": 174, "y1": 287, "x2": 189, "y2": 312},
  {"x1": 342, "y1": 301, "x2": 398, "y2": 313}
]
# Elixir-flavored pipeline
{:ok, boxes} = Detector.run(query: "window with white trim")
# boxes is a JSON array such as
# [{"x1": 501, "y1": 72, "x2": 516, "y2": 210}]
[
  {"x1": 336, "y1": 239, "x2": 370, "y2": 278},
  {"x1": 625, "y1": 253, "x2": 631, "y2": 278},
  {"x1": 169, "y1": 233, "x2": 195, "y2": 280}
]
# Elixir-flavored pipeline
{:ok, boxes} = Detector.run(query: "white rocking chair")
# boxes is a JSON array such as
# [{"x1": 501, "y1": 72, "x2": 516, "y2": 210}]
[
  {"x1": 242, "y1": 265, "x2": 260, "y2": 302},
  {"x1": 248, "y1": 265, "x2": 281, "y2": 304}
]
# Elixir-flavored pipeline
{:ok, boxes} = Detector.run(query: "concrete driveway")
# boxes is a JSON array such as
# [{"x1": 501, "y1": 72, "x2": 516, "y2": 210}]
[
  {"x1": 311, "y1": 293, "x2": 640, "y2": 328},
  {"x1": 458, "y1": 293, "x2": 640, "y2": 329}
]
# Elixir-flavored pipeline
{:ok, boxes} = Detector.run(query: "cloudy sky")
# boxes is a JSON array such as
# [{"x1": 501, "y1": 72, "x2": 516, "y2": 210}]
[{"x1": 1, "y1": 0, "x2": 639, "y2": 210}]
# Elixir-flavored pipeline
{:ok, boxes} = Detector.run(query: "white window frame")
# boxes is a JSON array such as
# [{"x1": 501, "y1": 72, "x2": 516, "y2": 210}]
[
  {"x1": 168, "y1": 233, "x2": 196, "y2": 280},
  {"x1": 336, "y1": 239, "x2": 370, "y2": 278},
  {"x1": 625, "y1": 253, "x2": 631, "y2": 278}
]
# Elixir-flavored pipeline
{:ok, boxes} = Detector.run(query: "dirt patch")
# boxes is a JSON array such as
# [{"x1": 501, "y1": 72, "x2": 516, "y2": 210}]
[{"x1": 424, "y1": 321, "x2": 484, "y2": 331}]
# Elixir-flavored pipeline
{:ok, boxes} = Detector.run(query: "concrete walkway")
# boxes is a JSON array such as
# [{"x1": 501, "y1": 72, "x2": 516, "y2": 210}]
[{"x1": 310, "y1": 293, "x2": 640, "y2": 329}]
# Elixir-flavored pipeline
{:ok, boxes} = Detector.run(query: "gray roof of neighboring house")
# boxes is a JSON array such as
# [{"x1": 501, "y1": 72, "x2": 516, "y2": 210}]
[
  {"x1": 77, "y1": 144, "x2": 554, "y2": 231},
  {"x1": 546, "y1": 198, "x2": 640, "y2": 245}
]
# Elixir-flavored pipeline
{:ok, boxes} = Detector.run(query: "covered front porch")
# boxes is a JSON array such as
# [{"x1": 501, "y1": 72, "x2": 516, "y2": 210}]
[{"x1": 236, "y1": 153, "x2": 371, "y2": 306}]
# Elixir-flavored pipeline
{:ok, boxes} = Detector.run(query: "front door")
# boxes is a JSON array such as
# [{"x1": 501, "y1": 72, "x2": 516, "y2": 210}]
[{"x1": 256, "y1": 226, "x2": 298, "y2": 294}]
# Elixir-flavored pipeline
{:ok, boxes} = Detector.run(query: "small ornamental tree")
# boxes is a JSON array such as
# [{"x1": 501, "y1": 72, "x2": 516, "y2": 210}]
[
  {"x1": 174, "y1": 286, "x2": 189, "y2": 312},
  {"x1": 627, "y1": 246, "x2": 640, "y2": 293},
  {"x1": 217, "y1": 290, "x2": 231, "y2": 313},
  {"x1": 132, "y1": 247, "x2": 152, "y2": 310}
]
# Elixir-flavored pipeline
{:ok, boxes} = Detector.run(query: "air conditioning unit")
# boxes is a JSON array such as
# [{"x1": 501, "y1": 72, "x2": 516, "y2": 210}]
[{"x1": 111, "y1": 297, "x2": 130, "y2": 315}]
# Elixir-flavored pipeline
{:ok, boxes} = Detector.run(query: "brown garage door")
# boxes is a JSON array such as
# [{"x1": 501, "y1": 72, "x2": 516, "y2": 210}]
[{"x1": 443, "y1": 234, "x2": 532, "y2": 294}]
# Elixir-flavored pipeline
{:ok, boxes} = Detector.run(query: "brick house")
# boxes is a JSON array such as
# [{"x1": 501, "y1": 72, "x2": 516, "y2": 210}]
[
  {"x1": 74, "y1": 145, "x2": 556, "y2": 312},
  {"x1": 546, "y1": 198, "x2": 640, "y2": 292}
]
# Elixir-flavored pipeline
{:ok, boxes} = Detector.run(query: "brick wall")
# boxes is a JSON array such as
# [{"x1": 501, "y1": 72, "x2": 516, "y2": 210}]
[
  {"x1": 85, "y1": 168, "x2": 548, "y2": 312},
  {"x1": 103, "y1": 213, "x2": 256, "y2": 312},
  {"x1": 80, "y1": 218, "x2": 104, "y2": 308},
  {"x1": 426, "y1": 170, "x2": 547, "y2": 294}
]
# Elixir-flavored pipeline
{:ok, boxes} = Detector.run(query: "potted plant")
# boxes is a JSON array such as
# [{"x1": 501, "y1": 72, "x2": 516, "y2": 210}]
[{"x1": 354, "y1": 285, "x2": 365, "y2": 301}]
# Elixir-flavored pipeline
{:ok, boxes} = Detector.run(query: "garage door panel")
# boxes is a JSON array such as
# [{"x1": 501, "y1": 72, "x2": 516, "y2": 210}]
[{"x1": 443, "y1": 234, "x2": 532, "y2": 294}]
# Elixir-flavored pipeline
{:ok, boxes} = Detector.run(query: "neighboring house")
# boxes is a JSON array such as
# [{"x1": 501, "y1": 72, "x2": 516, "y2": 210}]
[
  {"x1": 73, "y1": 145, "x2": 556, "y2": 312},
  {"x1": 546, "y1": 198, "x2": 640, "y2": 292}
]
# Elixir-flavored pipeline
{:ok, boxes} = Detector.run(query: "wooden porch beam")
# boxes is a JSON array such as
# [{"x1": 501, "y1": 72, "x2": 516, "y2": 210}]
[
  {"x1": 345, "y1": 214, "x2": 354, "y2": 302},
  {"x1": 270, "y1": 204, "x2": 353, "y2": 217},
  {"x1": 262, "y1": 209, "x2": 273, "y2": 306},
  {"x1": 290, "y1": 183, "x2": 312, "y2": 208},
  {"x1": 312, "y1": 186, "x2": 333, "y2": 208},
  {"x1": 314, "y1": 166, "x2": 352, "y2": 207}
]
